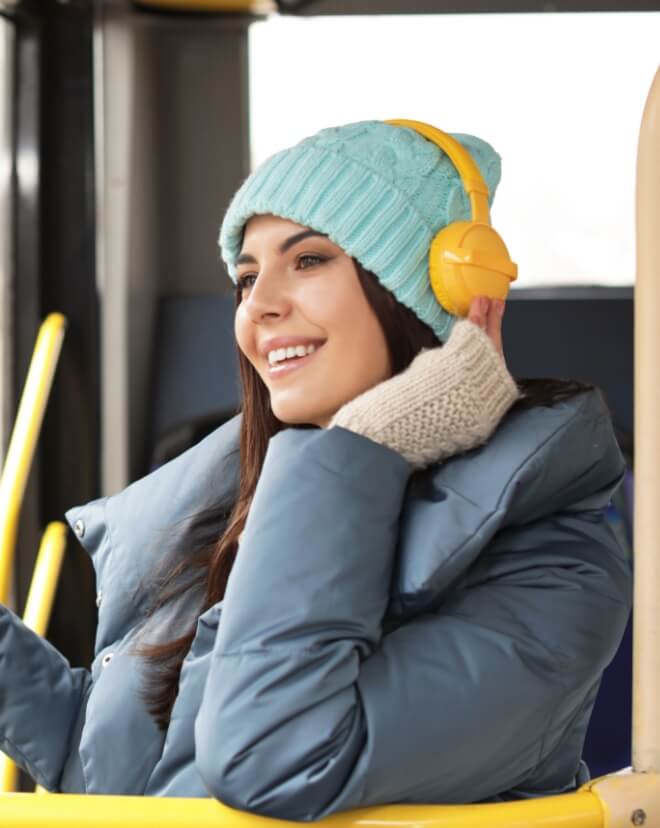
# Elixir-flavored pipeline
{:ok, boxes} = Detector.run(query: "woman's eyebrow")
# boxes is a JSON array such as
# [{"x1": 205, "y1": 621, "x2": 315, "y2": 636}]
[{"x1": 235, "y1": 229, "x2": 328, "y2": 265}]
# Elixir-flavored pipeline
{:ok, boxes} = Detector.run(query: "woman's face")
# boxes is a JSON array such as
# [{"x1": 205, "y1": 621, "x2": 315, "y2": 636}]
[{"x1": 234, "y1": 214, "x2": 391, "y2": 427}]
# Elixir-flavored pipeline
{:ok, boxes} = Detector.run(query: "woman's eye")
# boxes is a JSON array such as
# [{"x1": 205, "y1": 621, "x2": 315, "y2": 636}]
[
  {"x1": 298, "y1": 254, "x2": 326, "y2": 269},
  {"x1": 237, "y1": 273, "x2": 257, "y2": 291},
  {"x1": 236, "y1": 256, "x2": 326, "y2": 295}
]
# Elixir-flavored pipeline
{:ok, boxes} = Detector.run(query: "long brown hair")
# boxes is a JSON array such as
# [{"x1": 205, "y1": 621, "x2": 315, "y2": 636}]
[{"x1": 139, "y1": 260, "x2": 593, "y2": 729}]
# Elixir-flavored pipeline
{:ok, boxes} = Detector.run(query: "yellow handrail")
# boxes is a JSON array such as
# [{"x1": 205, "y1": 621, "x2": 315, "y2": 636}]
[
  {"x1": 0, "y1": 522, "x2": 68, "y2": 794},
  {"x1": 21, "y1": 522, "x2": 68, "y2": 636},
  {"x1": 0, "y1": 791, "x2": 604, "y2": 828},
  {"x1": 0, "y1": 313, "x2": 67, "y2": 605}
]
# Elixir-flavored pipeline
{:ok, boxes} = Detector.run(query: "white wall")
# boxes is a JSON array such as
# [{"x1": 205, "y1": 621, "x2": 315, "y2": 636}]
[{"x1": 249, "y1": 12, "x2": 660, "y2": 287}]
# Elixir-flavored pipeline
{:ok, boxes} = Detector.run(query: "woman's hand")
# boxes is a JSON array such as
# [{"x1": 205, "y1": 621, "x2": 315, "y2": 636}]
[
  {"x1": 329, "y1": 305, "x2": 520, "y2": 469},
  {"x1": 467, "y1": 296, "x2": 505, "y2": 362}
]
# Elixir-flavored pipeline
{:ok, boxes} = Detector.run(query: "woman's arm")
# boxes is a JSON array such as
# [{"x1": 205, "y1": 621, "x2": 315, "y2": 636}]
[
  {"x1": 194, "y1": 426, "x2": 408, "y2": 816},
  {"x1": 0, "y1": 605, "x2": 91, "y2": 789},
  {"x1": 194, "y1": 425, "x2": 630, "y2": 820}
]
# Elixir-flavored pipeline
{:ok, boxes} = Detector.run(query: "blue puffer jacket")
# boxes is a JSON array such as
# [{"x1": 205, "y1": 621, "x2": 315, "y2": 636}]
[{"x1": 0, "y1": 389, "x2": 631, "y2": 820}]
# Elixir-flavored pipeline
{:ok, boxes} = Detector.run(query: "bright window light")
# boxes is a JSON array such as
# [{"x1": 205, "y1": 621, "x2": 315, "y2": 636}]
[{"x1": 249, "y1": 12, "x2": 660, "y2": 287}]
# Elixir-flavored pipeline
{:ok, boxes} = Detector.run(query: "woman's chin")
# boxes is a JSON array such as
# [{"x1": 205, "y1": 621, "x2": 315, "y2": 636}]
[{"x1": 271, "y1": 400, "x2": 336, "y2": 429}]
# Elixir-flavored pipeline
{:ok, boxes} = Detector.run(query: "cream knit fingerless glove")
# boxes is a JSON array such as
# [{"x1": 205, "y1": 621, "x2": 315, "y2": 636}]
[{"x1": 329, "y1": 319, "x2": 521, "y2": 469}]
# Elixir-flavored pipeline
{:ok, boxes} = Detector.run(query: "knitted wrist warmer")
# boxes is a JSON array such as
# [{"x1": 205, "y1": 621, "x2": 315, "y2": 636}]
[{"x1": 329, "y1": 319, "x2": 521, "y2": 469}]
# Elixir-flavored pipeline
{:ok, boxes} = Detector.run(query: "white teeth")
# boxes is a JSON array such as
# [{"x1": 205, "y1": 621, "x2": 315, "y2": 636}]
[{"x1": 267, "y1": 342, "x2": 321, "y2": 366}]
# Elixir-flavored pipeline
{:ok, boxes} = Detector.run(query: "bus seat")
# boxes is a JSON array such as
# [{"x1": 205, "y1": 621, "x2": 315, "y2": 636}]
[{"x1": 148, "y1": 293, "x2": 239, "y2": 470}]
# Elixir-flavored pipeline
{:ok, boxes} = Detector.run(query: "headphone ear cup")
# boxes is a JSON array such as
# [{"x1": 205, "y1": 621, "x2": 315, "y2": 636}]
[{"x1": 429, "y1": 221, "x2": 518, "y2": 317}]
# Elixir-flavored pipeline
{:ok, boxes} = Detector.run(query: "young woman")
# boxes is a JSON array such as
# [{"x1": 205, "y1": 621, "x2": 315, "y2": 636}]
[{"x1": 0, "y1": 120, "x2": 631, "y2": 819}]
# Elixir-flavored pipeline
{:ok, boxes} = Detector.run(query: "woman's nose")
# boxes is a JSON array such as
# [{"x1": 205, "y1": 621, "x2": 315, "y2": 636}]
[{"x1": 243, "y1": 270, "x2": 291, "y2": 323}]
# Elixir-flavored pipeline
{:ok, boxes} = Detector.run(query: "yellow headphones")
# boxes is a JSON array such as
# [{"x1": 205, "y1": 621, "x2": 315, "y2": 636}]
[{"x1": 384, "y1": 118, "x2": 518, "y2": 317}]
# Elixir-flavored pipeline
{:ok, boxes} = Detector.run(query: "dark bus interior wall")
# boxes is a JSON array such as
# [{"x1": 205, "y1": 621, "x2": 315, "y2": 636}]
[{"x1": 12, "y1": 0, "x2": 100, "y2": 691}]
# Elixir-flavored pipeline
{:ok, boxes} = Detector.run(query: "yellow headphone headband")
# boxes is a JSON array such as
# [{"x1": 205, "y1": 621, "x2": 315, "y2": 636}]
[{"x1": 384, "y1": 118, "x2": 518, "y2": 317}]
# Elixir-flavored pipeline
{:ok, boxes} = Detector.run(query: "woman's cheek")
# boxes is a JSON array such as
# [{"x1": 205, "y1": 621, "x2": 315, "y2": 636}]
[{"x1": 234, "y1": 307, "x2": 257, "y2": 365}]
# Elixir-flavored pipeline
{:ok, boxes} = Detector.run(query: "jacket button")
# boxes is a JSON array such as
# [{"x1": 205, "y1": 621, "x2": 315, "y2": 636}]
[
  {"x1": 74, "y1": 519, "x2": 85, "y2": 539},
  {"x1": 102, "y1": 653, "x2": 113, "y2": 667},
  {"x1": 96, "y1": 591, "x2": 103, "y2": 608}
]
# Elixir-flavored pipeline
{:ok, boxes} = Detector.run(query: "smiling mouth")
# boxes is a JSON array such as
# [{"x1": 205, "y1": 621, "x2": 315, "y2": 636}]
[
  {"x1": 266, "y1": 343, "x2": 324, "y2": 378},
  {"x1": 267, "y1": 342, "x2": 320, "y2": 367}
]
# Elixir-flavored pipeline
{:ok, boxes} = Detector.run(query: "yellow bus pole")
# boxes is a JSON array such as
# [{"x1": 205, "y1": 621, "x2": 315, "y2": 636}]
[
  {"x1": 0, "y1": 313, "x2": 66, "y2": 605},
  {"x1": 584, "y1": 60, "x2": 660, "y2": 828},
  {"x1": 21, "y1": 522, "x2": 67, "y2": 636},
  {"x1": 633, "y1": 64, "x2": 660, "y2": 774}
]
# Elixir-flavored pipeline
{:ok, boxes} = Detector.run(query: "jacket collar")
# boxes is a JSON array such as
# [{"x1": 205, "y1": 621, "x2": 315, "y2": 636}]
[{"x1": 392, "y1": 388, "x2": 625, "y2": 616}]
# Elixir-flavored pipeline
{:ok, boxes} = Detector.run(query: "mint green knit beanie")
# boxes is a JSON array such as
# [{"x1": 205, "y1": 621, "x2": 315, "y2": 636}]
[{"x1": 219, "y1": 120, "x2": 501, "y2": 343}]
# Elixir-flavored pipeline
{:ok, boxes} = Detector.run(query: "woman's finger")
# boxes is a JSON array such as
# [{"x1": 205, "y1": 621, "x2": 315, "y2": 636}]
[
  {"x1": 486, "y1": 299, "x2": 505, "y2": 360},
  {"x1": 467, "y1": 296, "x2": 505, "y2": 360},
  {"x1": 467, "y1": 296, "x2": 488, "y2": 330}
]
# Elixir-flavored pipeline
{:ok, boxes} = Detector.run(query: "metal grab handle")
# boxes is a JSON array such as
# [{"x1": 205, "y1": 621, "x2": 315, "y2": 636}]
[{"x1": 0, "y1": 313, "x2": 67, "y2": 605}]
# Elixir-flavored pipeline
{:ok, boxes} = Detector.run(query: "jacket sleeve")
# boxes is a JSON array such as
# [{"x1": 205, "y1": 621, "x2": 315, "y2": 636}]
[
  {"x1": 194, "y1": 427, "x2": 630, "y2": 820},
  {"x1": 0, "y1": 604, "x2": 91, "y2": 789}
]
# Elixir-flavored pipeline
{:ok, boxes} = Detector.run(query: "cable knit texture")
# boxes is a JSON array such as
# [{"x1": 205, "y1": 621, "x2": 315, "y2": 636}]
[
  {"x1": 329, "y1": 320, "x2": 521, "y2": 469},
  {"x1": 219, "y1": 120, "x2": 502, "y2": 342}
]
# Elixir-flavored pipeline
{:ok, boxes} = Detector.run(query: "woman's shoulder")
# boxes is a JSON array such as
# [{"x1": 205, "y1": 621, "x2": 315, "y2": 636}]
[
  {"x1": 392, "y1": 387, "x2": 627, "y2": 616},
  {"x1": 431, "y1": 386, "x2": 622, "y2": 518}
]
